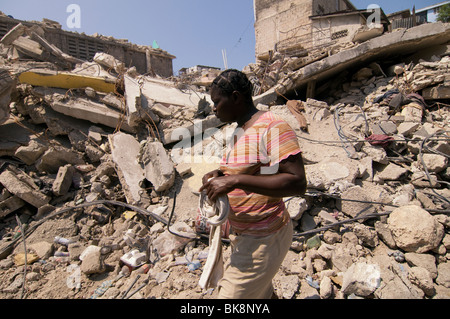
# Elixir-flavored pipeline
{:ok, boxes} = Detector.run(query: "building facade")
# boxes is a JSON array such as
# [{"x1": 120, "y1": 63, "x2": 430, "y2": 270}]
[
  {"x1": 0, "y1": 15, "x2": 176, "y2": 78},
  {"x1": 253, "y1": 0, "x2": 357, "y2": 60},
  {"x1": 416, "y1": 1, "x2": 450, "y2": 23}
]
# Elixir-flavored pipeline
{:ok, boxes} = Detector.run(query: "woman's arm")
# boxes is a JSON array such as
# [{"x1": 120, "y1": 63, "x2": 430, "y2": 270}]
[{"x1": 199, "y1": 153, "x2": 307, "y2": 202}]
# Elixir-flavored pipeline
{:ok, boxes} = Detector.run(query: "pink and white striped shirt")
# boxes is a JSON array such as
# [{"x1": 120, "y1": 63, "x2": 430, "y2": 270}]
[{"x1": 220, "y1": 111, "x2": 301, "y2": 236}]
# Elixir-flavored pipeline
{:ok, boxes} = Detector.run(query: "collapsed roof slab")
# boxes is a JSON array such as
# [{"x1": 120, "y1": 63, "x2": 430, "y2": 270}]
[
  {"x1": 268, "y1": 22, "x2": 450, "y2": 101},
  {"x1": 140, "y1": 77, "x2": 212, "y2": 109},
  {"x1": 49, "y1": 97, "x2": 135, "y2": 133}
]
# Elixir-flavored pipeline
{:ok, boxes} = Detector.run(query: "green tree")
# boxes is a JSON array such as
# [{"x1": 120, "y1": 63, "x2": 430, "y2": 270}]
[{"x1": 437, "y1": 3, "x2": 450, "y2": 23}]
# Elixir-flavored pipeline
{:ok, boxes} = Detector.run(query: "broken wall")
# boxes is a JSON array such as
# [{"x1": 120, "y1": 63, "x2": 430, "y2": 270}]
[
  {"x1": 254, "y1": 0, "x2": 314, "y2": 59},
  {"x1": 254, "y1": 0, "x2": 356, "y2": 59},
  {"x1": 311, "y1": 13, "x2": 364, "y2": 48}
]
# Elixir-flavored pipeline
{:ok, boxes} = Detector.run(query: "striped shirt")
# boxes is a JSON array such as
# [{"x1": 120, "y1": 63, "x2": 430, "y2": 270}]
[{"x1": 220, "y1": 111, "x2": 301, "y2": 237}]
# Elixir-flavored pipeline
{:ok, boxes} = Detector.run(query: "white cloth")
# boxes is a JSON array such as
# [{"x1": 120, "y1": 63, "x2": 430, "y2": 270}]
[{"x1": 198, "y1": 191, "x2": 230, "y2": 289}]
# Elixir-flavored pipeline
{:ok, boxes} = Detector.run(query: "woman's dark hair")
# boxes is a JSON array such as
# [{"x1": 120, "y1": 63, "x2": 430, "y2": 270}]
[{"x1": 211, "y1": 69, "x2": 253, "y2": 104}]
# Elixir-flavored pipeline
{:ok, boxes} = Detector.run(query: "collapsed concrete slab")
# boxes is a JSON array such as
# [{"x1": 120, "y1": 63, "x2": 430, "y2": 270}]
[
  {"x1": 48, "y1": 96, "x2": 135, "y2": 133},
  {"x1": 141, "y1": 77, "x2": 212, "y2": 108},
  {"x1": 108, "y1": 132, "x2": 146, "y2": 204},
  {"x1": 139, "y1": 140, "x2": 175, "y2": 192},
  {"x1": 0, "y1": 23, "x2": 26, "y2": 46},
  {"x1": 269, "y1": 22, "x2": 450, "y2": 100}
]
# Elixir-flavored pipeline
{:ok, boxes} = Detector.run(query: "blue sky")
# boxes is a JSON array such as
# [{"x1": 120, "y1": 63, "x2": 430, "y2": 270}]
[{"x1": 0, "y1": 1, "x2": 439, "y2": 74}]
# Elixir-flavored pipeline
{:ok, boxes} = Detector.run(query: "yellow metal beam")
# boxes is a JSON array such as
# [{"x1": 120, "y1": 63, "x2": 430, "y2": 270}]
[{"x1": 18, "y1": 71, "x2": 117, "y2": 93}]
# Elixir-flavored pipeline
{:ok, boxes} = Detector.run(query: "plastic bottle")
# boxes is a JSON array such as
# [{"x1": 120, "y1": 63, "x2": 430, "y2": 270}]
[
  {"x1": 54, "y1": 236, "x2": 73, "y2": 246},
  {"x1": 54, "y1": 251, "x2": 70, "y2": 257}
]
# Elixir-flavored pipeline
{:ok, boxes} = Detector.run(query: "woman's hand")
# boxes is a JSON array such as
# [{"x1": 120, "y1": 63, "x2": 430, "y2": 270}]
[
  {"x1": 199, "y1": 174, "x2": 237, "y2": 202},
  {"x1": 201, "y1": 169, "x2": 223, "y2": 186}
]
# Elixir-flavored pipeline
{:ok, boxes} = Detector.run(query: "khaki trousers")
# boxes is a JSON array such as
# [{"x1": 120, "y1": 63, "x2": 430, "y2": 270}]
[{"x1": 217, "y1": 220, "x2": 293, "y2": 299}]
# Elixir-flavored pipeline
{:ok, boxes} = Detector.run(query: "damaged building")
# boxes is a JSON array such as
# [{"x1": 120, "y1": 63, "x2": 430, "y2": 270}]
[
  {"x1": 0, "y1": 14, "x2": 176, "y2": 77},
  {"x1": 0, "y1": 1, "x2": 449, "y2": 300}
]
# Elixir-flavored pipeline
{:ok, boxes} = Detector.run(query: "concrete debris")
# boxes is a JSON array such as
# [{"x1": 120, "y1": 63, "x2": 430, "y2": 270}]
[
  {"x1": 0, "y1": 68, "x2": 16, "y2": 125},
  {"x1": 139, "y1": 140, "x2": 175, "y2": 193},
  {"x1": 108, "y1": 132, "x2": 146, "y2": 205},
  {"x1": 0, "y1": 166, "x2": 50, "y2": 208},
  {"x1": 0, "y1": 14, "x2": 449, "y2": 301}
]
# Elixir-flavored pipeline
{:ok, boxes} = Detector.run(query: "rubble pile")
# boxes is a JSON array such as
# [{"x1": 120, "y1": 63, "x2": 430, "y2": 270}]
[
  {"x1": 0, "y1": 21, "x2": 449, "y2": 300},
  {"x1": 243, "y1": 42, "x2": 356, "y2": 96}
]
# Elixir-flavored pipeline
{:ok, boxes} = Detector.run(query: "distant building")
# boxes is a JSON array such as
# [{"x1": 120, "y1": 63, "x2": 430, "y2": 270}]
[
  {"x1": 0, "y1": 14, "x2": 176, "y2": 77},
  {"x1": 386, "y1": 1, "x2": 450, "y2": 30},
  {"x1": 179, "y1": 65, "x2": 221, "y2": 76},
  {"x1": 253, "y1": 0, "x2": 389, "y2": 61},
  {"x1": 416, "y1": 1, "x2": 450, "y2": 23}
]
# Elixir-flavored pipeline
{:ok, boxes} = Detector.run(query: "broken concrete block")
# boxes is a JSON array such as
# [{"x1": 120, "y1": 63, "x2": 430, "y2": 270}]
[
  {"x1": 0, "y1": 121, "x2": 33, "y2": 157},
  {"x1": 124, "y1": 75, "x2": 143, "y2": 127},
  {"x1": 304, "y1": 98, "x2": 331, "y2": 121},
  {"x1": 109, "y1": 132, "x2": 146, "y2": 204},
  {"x1": 52, "y1": 164, "x2": 75, "y2": 196},
  {"x1": 376, "y1": 163, "x2": 409, "y2": 182},
  {"x1": 421, "y1": 153, "x2": 448, "y2": 173},
  {"x1": 408, "y1": 266, "x2": 436, "y2": 297},
  {"x1": 151, "y1": 103, "x2": 172, "y2": 119},
  {"x1": 388, "y1": 205, "x2": 444, "y2": 253},
  {"x1": 93, "y1": 52, "x2": 125, "y2": 73},
  {"x1": 0, "y1": 68, "x2": 16, "y2": 125},
  {"x1": 341, "y1": 262, "x2": 381, "y2": 297},
  {"x1": 88, "y1": 129, "x2": 103, "y2": 144},
  {"x1": 85, "y1": 145, "x2": 104, "y2": 163},
  {"x1": 0, "y1": 23, "x2": 26, "y2": 46},
  {"x1": 422, "y1": 84, "x2": 450, "y2": 100},
  {"x1": 304, "y1": 161, "x2": 358, "y2": 191},
  {"x1": 14, "y1": 139, "x2": 48, "y2": 166},
  {"x1": 12, "y1": 36, "x2": 43, "y2": 59},
  {"x1": 0, "y1": 196, "x2": 26, "y2": 219},
  {"x1": 0, "y1": 168, "x2": 50, "y2": 208},
  {"x1": 401, "y1": 103, "x2": 423, "y2": 122},
  {"x1": 352, "y1": 24, "x2": 384, "y2": 43},
  {"x1": 337, "y1": 186, "x2": 376, "y2": 219},
  {"x1": 397, "y1": 122, "x2": 420, "y2": 137},
  {"x1": 100, "y1": 93, "x2": 124, "y2": 111},
  {"x1": 80, "y1": 248, "x2": 105, "y2": 275},
  {"x1": 29, "y1": 241, "x2": 53, "y2": 260},
  {"x1": 35, "y1": 146, "x2": 85, "y2": 174},
  {"x1": 370, "y1": 121, "x2": 397, "y2": 136},
  {"x1": 139, "y1": 140, "x2": 175, "y2": 192}
]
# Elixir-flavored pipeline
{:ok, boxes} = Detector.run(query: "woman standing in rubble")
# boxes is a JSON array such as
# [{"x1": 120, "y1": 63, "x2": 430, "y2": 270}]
[{"x1": 200, "y1": 69, "x2": 307, "y2": 299}]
